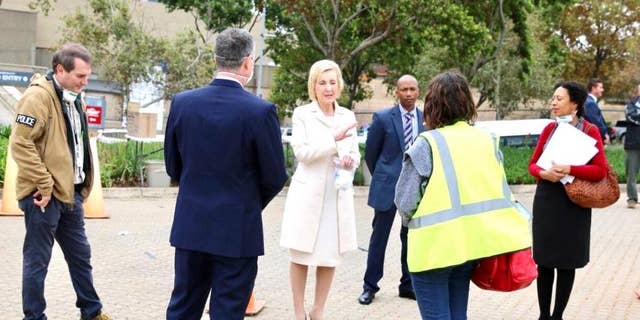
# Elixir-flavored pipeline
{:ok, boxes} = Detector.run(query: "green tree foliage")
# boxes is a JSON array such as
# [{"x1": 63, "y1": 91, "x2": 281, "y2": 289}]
[
  {"x1": 553, "y1": 0, "x2": 640, "y2": 97},
  {"x1": 266, "y1": 0, "x2": 443, "y2": 114},
  {"x1": 60, "y1": 0, "x2": 166, "y2": 125},
  {"x1": 60, "y1": 0, "x2": 216, "y2": 120},
  {"x1": 412, "y1": 0, "x2": 537, "y2": 111},
  {"x1": 157, "y1": 0, "x2": 258, "y2": 32},
  {"x1": 472, "y1": 9, "x2": 563, "y2": 119},
  {"x1": 152, "y1": 1, "x2": 539, "y2": 117},
  {"x1": 28, "y1": 0, "x2": 56, "y2": 15},
  {"x1": 162, "y1": 30, "x2": 217, "y2": 98}
]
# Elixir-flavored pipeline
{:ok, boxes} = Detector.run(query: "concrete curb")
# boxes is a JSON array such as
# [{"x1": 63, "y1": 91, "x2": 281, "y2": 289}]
[
  {"x1": 99, "y1": 185, "x2": 539, "y2": 199},
  {"x1": 1, "y1": 184, "x2": 624, "y2": 200},
  {"x1": 98, "y1": 184, "x2": 540, "y2": 199}
]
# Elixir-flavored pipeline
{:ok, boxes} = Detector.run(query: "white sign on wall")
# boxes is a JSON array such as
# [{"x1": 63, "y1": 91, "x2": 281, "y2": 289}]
[{"x1": 129, "y1": 66, "x2": 165, "y2": 131}]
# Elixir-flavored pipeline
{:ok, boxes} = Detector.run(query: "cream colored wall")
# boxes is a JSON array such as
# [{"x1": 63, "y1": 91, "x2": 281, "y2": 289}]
[
  {"x1": 0, "y1": 8, "x2": 37, "y2": 65},
  {"x1": 1, "y1": 0, "x2": 272, "y2": 63},
  {"x1": 1, "y1": 0, "x2": 199, "y2": 49}
]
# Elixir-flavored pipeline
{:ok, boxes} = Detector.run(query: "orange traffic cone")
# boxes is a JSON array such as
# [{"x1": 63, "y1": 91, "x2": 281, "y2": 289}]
[
  {"x1": 83, "y1": 137, "x2": 108, "y2": 218},
  {"x1": 1, "y1": 142, "x2": 21, "y2": 216},
  {"x1": 245, "y1": 291, "x2": 265, "y2": 316}
]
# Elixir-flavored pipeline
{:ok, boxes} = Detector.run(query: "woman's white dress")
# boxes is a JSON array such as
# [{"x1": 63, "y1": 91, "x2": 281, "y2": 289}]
[{"x1": 289, "y1": 114, "x2": 342, "y2": 267}]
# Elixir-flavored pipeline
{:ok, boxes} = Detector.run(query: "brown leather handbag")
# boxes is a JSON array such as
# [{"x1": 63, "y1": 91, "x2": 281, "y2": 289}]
[{"x1": 564, "y1": 162, "x2": 620, "y2": 208}]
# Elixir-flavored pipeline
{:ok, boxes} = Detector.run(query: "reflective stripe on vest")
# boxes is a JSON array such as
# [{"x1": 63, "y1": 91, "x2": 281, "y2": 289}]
[
  {"x1": 408, "y1": 130, "x2": 512, "y2": 229},
  {"x1": 407, "y1": 123, "x2": 531, "y2": 272}
]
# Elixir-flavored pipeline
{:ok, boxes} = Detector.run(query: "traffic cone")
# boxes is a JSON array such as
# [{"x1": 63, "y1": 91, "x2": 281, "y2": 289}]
[
  {"x1": 0, "y1": 143, "x2": 21, "y2": 216},
  {"x1": 83, "y1": 137, "x2": 108, "y2": 218},
  {"x1": 244, "y1": 291, "x2": 265, "y2": 316}
]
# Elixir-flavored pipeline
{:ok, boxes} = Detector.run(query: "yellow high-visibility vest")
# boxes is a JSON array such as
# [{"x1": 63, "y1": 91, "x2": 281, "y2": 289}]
[{"x1": 407, "y1": 121, "x2": 531, "y2": 273}]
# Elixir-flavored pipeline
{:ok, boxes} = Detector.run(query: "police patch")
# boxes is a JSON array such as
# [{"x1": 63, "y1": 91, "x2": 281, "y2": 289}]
[{"x1": 16, "y1": 114, "x2": 37, "y2": 127}]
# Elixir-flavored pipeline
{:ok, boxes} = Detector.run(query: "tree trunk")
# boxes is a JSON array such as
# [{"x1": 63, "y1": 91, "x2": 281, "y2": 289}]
[
  {"x1": 121, "y1": 90, "x2": 129, "y2": 129},
  {"x1": 591, "y1": 48, "x2": 605, "y2": 79}
]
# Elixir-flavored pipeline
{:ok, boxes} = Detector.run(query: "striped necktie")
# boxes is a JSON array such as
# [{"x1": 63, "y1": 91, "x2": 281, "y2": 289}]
[{"x1": 404, "y1": 112, "x2": 414, "y2": 150}]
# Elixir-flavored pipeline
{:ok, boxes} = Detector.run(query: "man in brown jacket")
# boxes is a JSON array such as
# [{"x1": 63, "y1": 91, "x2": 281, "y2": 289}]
[{"x1": 10, "y1": 43, "x2": 111, "y2": 320}]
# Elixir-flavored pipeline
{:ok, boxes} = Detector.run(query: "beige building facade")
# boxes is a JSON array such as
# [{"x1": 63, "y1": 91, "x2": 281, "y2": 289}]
[{"x1": 0, "y1": 0, "x2": 275, "y2": 129}]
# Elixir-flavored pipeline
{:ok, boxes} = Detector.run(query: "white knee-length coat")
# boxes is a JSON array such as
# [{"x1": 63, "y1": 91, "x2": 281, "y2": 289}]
[{"x1": 280, "y1": 101, "x2": 360, "y2": 254}]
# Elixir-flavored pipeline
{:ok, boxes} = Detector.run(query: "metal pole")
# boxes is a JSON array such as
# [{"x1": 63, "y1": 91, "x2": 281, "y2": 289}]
[{"x1": 256, "y1": 4, "x2": 266, "y2": 98}]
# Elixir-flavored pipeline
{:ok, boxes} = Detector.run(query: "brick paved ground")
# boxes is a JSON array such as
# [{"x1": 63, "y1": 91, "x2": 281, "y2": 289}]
[{"x1": 1, "y1": 186, "x2": 639, "y2": 319}]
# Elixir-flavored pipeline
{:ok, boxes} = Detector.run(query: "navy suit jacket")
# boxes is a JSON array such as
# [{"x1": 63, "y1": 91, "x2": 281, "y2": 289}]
[
  {"x1": 164, "y1": 78, "x2": 288, "y2": 258},
  {"x1": 365, "y1": 105, "x2": 424, "y2": 211},
  {"x1": 583, "y1": 95, "x2": 608, "y2": 139}
]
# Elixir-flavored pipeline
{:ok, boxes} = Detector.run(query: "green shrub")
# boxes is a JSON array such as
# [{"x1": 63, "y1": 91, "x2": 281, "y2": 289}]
[
  {"x1": 502, "y1": 147, "x2": 537, "y2": 184},
  {"x1": 97, "y1": 141, "x2": 163, "y2": 187},
  {"x1": 353, "y1": 144, "x2": 366, "y2": 186},
  {"x1": 501, "y1": 145, "x2": 628, "y2": 184},
  {"x1": 0, "y1": 125, "x2": 10, "y2": 185},
  {"x1": 605, "y1": 145, "x2": 626, "y2": 182}
]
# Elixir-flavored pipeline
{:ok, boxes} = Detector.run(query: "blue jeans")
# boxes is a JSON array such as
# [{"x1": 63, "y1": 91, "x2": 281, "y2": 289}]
[
  {"x1": 20, "y1": 192, "x2": 102, "y2": 320},
  {"x1": 411, "y1": 261, "x2": 476, "y2": 320}
]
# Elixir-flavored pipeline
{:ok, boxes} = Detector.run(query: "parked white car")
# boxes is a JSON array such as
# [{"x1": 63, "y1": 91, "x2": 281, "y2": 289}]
[
  {"x1": 612, "y1": 120, "x2": 628, "y2": 144},
  {"x1": 473, "y1": 119, "x2": 553, "y2": 147},
  {"x1": 281, "y1": 127, "x2": 292, "y2": 143},
  {"x1": 357, "y1": 126, "x2": 368, "y2": 144}
]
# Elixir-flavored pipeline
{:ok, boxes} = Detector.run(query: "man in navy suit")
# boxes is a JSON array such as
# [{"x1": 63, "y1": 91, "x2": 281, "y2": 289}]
[
  {"x1": 584, "y1": 78, "x2": 610, "y2": 144},
  {"x1": 164, "y1": 28, "x2": 288, "y2": 320},
  {"x1": 359, "y1": 75, "x2": 424, "y2": 305}
]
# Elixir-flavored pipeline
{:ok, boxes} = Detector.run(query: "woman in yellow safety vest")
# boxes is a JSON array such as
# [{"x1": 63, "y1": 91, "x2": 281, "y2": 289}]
[{"x1": 395, "y1": 70, "x2": 531, "y2": 320}]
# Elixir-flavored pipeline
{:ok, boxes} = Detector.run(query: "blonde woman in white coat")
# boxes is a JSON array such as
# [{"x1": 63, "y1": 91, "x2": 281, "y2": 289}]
[{"x1": 280, "y1": 59, "x2": 360, "y2": 320}]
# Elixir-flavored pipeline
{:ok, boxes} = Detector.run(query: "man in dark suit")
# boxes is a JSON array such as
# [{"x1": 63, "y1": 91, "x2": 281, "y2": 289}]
[
  {"x1": 359, "y1": 75, "x2": 424, "y2": 305},
  {"x1": 164, "y1": 28, "x2": 288, "y2": 320},
  {"x1": 584, "y1": 78, "x2": 610, "y2": 144}
]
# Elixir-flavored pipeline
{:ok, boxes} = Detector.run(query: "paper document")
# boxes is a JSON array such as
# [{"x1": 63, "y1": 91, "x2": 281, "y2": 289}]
[{"x1": 536, "y1": 123, "x2": 598, "y2": 184}]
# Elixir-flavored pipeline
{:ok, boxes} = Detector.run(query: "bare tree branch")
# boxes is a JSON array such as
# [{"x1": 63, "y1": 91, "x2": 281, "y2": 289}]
[
  {"x1": 192, "y1": 14, "x2": 207, "y2": 44},
  {"x1": 301, "y1": 15, "x2": 329, "y2": 57},
  {"x1": 469, "y1": 0, "x2": 506, "y2": 80},
  {"x1": 343, "y1": 4, "x2": 398, "y2": 68},
  {"x1": 316, "y1": 6, "x2": 331, "y2": 48},
  {"x1": 247, "y1": 11, "x2": 260, "y2": 32},
  {"x1": 335, "y1": 3, "x2": 368, "y2": 39}
]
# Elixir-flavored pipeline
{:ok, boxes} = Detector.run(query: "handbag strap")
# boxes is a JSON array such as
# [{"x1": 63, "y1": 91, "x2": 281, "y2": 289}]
[{"x1": 581, "y1": 122, "x2": 612, "y2": 167}]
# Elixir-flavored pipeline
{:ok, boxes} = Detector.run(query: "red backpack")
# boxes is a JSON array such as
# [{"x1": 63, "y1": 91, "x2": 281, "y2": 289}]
[{"x1": 471, "y1": 247, "x2": 538, "y2": 292}]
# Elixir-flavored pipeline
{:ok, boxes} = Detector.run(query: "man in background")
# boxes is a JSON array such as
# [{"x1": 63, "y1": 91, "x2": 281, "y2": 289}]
[
  {"x1": 358, "y1": 75, "x2": 424, "y2": 305},
  {"x1": 584, "y1": 78, "x2": 611, "y2": 144},
  {"x1": 164, "y1": 28, "x2": 287, "y2": 320}
]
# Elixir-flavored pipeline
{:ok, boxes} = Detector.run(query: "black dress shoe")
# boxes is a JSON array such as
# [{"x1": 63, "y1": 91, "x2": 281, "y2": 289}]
[
  {"x1": 398, "y1": 289, "x2": 416, "y2": 300},
  {"x1": 358, "y1": 290, "x2": 375, "y2": 305}
]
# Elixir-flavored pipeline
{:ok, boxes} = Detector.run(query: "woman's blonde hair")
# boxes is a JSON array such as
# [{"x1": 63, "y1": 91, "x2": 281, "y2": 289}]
[{"x1": 307, "y1": 59, "x2": 344, "y2": 101}]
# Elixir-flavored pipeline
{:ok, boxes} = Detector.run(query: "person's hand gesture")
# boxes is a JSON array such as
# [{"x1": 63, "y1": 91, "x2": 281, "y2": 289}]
[
  {"x1": 340, "y1": 155, "x2": 354, "y2": 170},
  {"x1": 541, "y1": 161, "x2": 569, "y2": 182},
  {"x1": 33, "y1": 191, "x2": 51, "y2": 213},
  {"x1": 334, "y1": 122, "x2": 357, "y2": 141}
]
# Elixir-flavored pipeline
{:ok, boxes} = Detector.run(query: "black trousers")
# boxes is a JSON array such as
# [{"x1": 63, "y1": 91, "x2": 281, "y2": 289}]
[
  {"x1": 166, "y1": 248, "x2": 257, "y2": 320},
  {"x1": 363, "y1": 207, "x2": 411, "y2": 293}
]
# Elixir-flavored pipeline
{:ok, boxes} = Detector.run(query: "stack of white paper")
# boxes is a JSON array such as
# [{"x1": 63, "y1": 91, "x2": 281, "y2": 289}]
[{"x1": 536, "y1": 123, "x2": 598, "y2": 184}]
